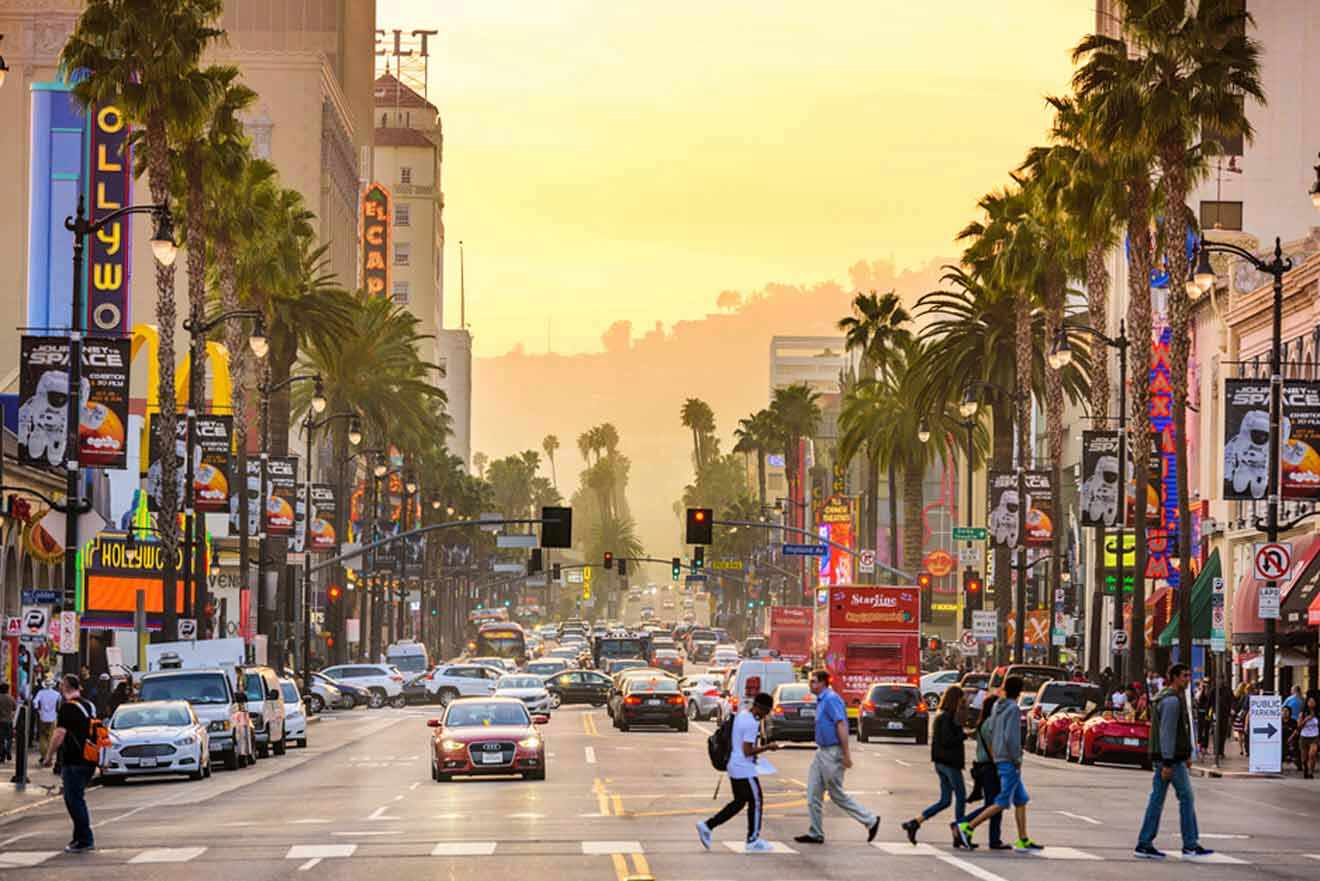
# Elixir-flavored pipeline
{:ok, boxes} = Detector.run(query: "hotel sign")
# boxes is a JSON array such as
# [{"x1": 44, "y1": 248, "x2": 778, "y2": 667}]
[{"x1": 362, "y1": 183, "x2": 391, "y2": 296}]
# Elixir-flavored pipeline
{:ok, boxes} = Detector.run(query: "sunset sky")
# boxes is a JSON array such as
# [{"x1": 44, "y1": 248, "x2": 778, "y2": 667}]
[{"x1": 381, "y1": 1, "x2": 1094, "y2": 357}]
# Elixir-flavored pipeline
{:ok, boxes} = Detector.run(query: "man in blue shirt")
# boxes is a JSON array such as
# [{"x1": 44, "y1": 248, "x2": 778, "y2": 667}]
[
  {"x1": 1284, "y1": 685, "x2": 1304, "y2": 719},
  {"x1": 794, "y1": 669, "x2": 880, "y2": 844}
]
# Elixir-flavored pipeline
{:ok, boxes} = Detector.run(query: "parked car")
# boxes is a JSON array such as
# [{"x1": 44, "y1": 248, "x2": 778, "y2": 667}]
[
  {"x1": 613, "y1": 676, "x2": 688, "y2": 732},
  {"x1": 401, "y1": 673, "x2": 435, "y2": 705},
  {"x1": 545, "y1": 669, "x2": 613, "y2": 707},
  {"x1": 1036, "y1": 704, "x2": 1089, "y2": 757},
  {"x1": 1066, "y1": 705, "x2": 1152, "y2": 768},
  {"x1": 240, "y1": 665, "x2": 287, "y2": 758},
  {"x1": 1024, "y1": 681, "x2": 1104, "y2": 752},
  {"x1": 137, "y1": 668, "x2": 254, "y2": 771},
  {"x1": 320, "y1": 663, "x2": 407, "y2": 709},
  {"x1": 920, "y1": 670, "x2": 962, "y2": 706},
  {"x1": 279, "y1": 678, "x2": 308, "y2": 748},
  {"x1": 304, "y1": 674, "x2": 344, "y2": 713},
  {"x1": 429, "y1": 698, "x2": 548, "y2": 782},
  {"x1": 425, "y1": 663, "x2": 503, "y2": 705},
  {"x1": 313, "y1": 672, "x2": 368, "y2": 709},
  {"x1": 857, "y1": 683, "x2": 928, "y2": 743},
  {"x1": 494, "y1": 674, "x2": 553, "y2": 714},
  {"x1": 765, "y1": 682, "x2": 817, "y2": 743},
  {"x1": 680, "y1": 674, "x2": 725, "y2": 722},
  {"x1": 102, "y1": 700, "x2": 210, "y2": 782}
]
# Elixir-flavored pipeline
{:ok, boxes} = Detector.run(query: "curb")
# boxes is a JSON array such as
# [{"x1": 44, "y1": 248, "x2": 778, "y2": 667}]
[{"x1": 1191, "y1": 764, "x2": 1281, "y2": 779}]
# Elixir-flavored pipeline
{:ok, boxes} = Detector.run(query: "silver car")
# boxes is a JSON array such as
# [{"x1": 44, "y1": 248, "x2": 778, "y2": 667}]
[
  {"x1": 494, "y1": 674, "x2": 553, "y2": 714},
  {"x1": 680, "y1": 674, "x2": 725, "y2": 722},
  {"x1": 103, "y1": 701, "x2": 210, "y2": 782}
]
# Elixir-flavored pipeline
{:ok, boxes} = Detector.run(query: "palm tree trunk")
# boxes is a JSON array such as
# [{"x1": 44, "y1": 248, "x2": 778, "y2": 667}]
[
  {"x1": 147, "y1": 117, "x2": 180, "y2": 641},
  {"x1": 756, "y1": 451, "x2": 767, "y2": 509},
  {"x1": 219, "y1": 241, "x2": 251, "y2": 639},
  {"x1": 186, "y1": 148, "x2": 209, "y2": 628},
  {"x1": 866, "y1": 453, "x2": 880, "y2": 581},
  {"x1": 1044, "y1": 272, "x2": 1065, "y2": 665},
  {"x1": 1014, "y1": 284, "x2": 1033, "y2": 661},
  {"x1": 902, "y1": 464, "x2": 923, "y2": 576},
  {"x1": 887, "y1": 460, "x2": 899, "y2": 570},
  {"x1": 991, "y1": 404, "x2": 1013, "y2": 663},
  {"x1": 1126, "y1": 175, "x2": 1155, "y2": 686},
  {"x1": 1086, "y1": 245, "x2": 1111, "y2": 675}
]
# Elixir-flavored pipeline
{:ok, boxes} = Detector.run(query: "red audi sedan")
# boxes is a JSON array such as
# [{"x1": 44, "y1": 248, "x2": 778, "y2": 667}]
[{"x1": 428, "y1": 697, "x2": 548, "y2": 782}]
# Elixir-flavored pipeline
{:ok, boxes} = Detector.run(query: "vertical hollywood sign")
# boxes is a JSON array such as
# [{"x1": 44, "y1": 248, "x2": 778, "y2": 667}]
[
  {"x1": 87, "y1": 105, "x2": 133, "y2": 332},
  {"x1": 362, "y1": 183, "x2": 391, "y2": 296},
  {"x1": 1147, "y1": 326, "x2": 1177, "y2": 584}
]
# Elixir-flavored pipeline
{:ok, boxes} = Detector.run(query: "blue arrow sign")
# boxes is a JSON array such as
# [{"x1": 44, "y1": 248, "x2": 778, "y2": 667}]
[{"x1": 782, "y1": 543, "x2": 829, "y2": 557}]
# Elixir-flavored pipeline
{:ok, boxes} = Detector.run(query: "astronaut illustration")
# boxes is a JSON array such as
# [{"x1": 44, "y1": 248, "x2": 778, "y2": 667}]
[
  {"x1": 229, "y1": 471, "x2": 262, "y2": 535},
  {"x1": 291, "y1": 496, "x2": 307, "y2": 553},
  {"x1": 1224, "y1": 410, "x2": 1284, "y2": 499},
  {"x1": 1080, "y1": 454, "x2": 1120, "y2": 526},
  {"x1": 17, "y1": 370, "x2": 90, "y2": 467},
  {"x1": 989, "y1": 488, "x2": 1021, "y2": 547},
  {"x1": 146, "y1": 438, "x2": 199, "y2": 508}
]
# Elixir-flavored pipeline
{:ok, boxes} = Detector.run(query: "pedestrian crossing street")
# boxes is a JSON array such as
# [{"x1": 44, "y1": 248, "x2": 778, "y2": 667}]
[{"x1": 2, "y1": 840, "x2": 1315, "y2": 868}]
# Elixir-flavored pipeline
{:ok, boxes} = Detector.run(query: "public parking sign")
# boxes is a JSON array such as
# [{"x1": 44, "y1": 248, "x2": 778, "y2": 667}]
[
  {"x1": 1111, "y1": 628, "x2": 1129, "y2": 653},
  {"x1": 1248, "y1": 694, "x2": 1282, "y2": 774}
]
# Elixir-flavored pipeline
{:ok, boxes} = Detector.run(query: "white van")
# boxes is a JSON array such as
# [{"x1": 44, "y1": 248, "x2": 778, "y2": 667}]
[
  {"x1": 386, "y1": 639, "x2": 430, "y2": 675},
  {"x1": 724, "y1": 660, "x2": 798, "y2": 716}
]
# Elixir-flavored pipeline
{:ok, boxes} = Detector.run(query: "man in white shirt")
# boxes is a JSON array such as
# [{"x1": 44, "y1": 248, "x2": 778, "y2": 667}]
[
  {"x1": 33, "y1": 681, "x2": 61, "y2": 757},
  {"x1": 697, "y1": 692, "x2": 780, "y2": 853}
]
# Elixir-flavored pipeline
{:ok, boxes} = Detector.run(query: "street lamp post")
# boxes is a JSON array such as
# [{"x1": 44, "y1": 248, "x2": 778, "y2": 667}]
[
  {"x1": 1191, "y1": 237, "x2": 1293, "y2": 695},
  {"x1": 180, "y1": 309, "x2": 266, "y2": 639},
  {"x1": 1050, "y1": 321, "x2": 1130, "y2": 678},
  {"x1": 63, "y1": 197, "x2": 175, "y2": 666}
]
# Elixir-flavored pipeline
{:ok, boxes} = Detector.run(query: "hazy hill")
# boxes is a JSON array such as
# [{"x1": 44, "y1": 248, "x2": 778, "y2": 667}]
[{"x1": 472, "y1": 257, "x2": 952, "y2": 560}]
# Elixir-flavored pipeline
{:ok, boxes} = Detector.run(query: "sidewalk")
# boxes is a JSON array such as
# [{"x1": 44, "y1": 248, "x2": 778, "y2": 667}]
[
  {"x1": 0, "y1": 774, "x2": 66, "y2": 820},
  {"x1": 1191, "y1": 749, "x2": 1296, "y2": 779}
]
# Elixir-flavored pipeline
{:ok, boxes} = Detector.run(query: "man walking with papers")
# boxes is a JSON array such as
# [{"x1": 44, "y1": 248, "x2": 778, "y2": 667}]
[{"x1": 698, "y1": 692, "x2": 780, "y2": 853}]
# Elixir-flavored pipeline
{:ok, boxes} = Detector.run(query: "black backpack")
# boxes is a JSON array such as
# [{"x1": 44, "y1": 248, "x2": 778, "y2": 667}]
[{"x1": 707, "y1": 713, "x2": 736, "y2": 771}]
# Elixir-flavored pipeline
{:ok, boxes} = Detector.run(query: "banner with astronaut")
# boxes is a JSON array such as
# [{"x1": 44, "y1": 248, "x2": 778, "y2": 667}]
[
  {"x1": 308, "y1": 484, "x2": 337, "y2": 551},
  {"x1": 988, "y1": 471, "x2": 1020, "y2": 548},
  {"x1": 18, "y1": 335, "x2": 131, "y2": 470},
  {"x1": 1080, "y1": 431, "x2": 1123, "y2": 528},
  {"x1": 1223, "y1": 379, "x2": 1320, "y2": 501},
  {"x1": 265, "y1": 457, "x2": 298, "y2": 537},
  {"x1": 229, "y1": 458, "x2": 262, "y2": 537},
  {"x1": 1023, "y1": 470, "x2": 1054, "y2": 547},
  {"x1": 988, "y1": 470, "x2": 1053, "y2": 547},
  {"x1": 193, "y1": 416, "x2": 233, "y2": 513}
]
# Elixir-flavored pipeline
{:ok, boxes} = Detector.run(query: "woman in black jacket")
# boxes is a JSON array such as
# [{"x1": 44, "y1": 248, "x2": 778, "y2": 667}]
[{"x1": 901, "y1": 686, "x2": 974, "y2": 847}]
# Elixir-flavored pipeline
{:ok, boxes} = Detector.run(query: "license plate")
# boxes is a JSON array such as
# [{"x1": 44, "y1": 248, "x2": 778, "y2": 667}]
[
  {"x1": 887, "y1": 721, "x2": 905, "y2": 730},
  {"x1": 1123, "y1": 737, "x2": 1140, "y2": 746},
  {"x1": 138, "y1": 757, "x2": 158, "y2": 767},
  {"x1": 480, "y1": 752, "x2": 503, "y2": 764},
  {"x1": 647, "y1": 699, "x2": 661, "y2": 705},
  {"x1": 801, "y1": 709, "x2": 815, "y2": 718}
]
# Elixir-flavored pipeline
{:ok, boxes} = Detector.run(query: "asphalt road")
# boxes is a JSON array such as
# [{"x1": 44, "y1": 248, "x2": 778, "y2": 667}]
[{"x1": 1, "y1": 699, "x2": 1318, "y2": 881}]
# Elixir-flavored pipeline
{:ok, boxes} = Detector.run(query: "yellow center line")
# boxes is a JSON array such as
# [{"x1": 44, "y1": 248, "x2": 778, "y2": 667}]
[
  {"x1": 610, "y1": 853, "x2": 629, "y2": 881},
  {"x1": 611, "y1": 794, "x2": 624, "y2": 816},
  {"x1": 593, "y1": 777, "x2": 611, "y2": 816},
  {"x1": 630, "y1": 853, "x2": 651, "y2": 877}
]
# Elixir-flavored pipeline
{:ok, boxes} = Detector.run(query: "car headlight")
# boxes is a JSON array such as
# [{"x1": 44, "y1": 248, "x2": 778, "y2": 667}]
[
  {"x1": 441, "y1": 739, "x2": 464, "y2": 752},
  {"x1": 175, "y1": 735, "x2": 198, "y2": 746},
  {"x1": 518, "y1": 736, "x2": 541, "y2": 749},
  {"x1": 208, "y1": 720, "x2": 232, "y2": 732}
]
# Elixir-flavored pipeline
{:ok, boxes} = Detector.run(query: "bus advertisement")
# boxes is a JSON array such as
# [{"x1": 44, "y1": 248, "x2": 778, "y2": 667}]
[
  {"x1": 814, "y1": 586, "x2": 921, "y2": 717},
  {"x1": 764, "y1": 606, "x2": 813, "y2": 664}
]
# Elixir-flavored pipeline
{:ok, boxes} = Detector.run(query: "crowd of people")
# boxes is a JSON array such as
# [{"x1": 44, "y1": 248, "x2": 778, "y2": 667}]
[{"x1": 0, "y1": 665, "x2": 131, "y2": 767}]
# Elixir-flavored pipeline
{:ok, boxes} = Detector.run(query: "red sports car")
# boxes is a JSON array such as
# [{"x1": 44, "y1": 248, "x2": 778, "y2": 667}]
[
  {"x1": 1066, "y1": 707, "x2": 1152, "y2": 769},
  {"x1": 1035, "y1": 705, "x2": 1088, "y2": 757},
  {"x1": 429, "y1": 697, "x2": 548, "y2": 782}
]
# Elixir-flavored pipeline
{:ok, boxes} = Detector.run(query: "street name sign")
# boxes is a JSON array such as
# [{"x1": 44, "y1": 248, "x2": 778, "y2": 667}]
[
  {"x1": 952, "y1": 526, "x2": 987, "y2": 542},
  {"x1": 782, "y1": 543, "x2": 828, "y2": 557}
]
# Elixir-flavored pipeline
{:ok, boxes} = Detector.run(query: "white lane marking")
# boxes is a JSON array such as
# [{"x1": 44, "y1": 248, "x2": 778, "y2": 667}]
[
  {"x1": 874, "y1": 842, "x2": 944, "y2": 856},
  {"x1": 366, "y1": 805, "x2": 399, "y2": 821},
  {"x1": 1200, "y1": 833, "x2": 1250, "y2": 839},
  {"x1": 1169, "y1": 851, "x2": 1247, "y2": 865},
  {"x1": 332, "y1": 830, "x2": 400, "y2": 836},
  {"x1": 0, "y1": 833, "x2": 38, "y2": 847},
  {"x1": 287, "y1": 844, "x2": 355, "y2": 859},
  {"x1": 431, "y1": 842, "x2": 497, "y2": 856},
  {"x1": 291, "y1": 819, "x2": 332, "y2": 825},
  {"x1": 894, "y1": 759, "x2": 913, "y2": 767},
  {"x1": 582, "y1": 840, "x2": 643, "y2": 855},
  {"x1": 692, "y1": 722, "x2": 715, "y2": 735},
  {"x1": 130, "y1": 847, "x2": 208, "y2": 864},
  {"x1": 221, "y1": 821, "x2": 259, "y2": 827},
  {"x1": 298, "y1": 858, "x2": 321, "y2": 871},
  {"x1": 937, "y1": 852, "x2": 1013, "y2": 881},
  {"x1": 392, "y1": 795, "x2": 404, "y2": 801},
  {"x1": 721, "y1": 840, "x2": 797, "y2": 854},
  {"x1": 1305, "y1": 854, "x2": 1320, "y2": 861},
  {"x1": 0, "y1": 852, "x2": 59, "y2": 867},
  {"x1": 408, "y1": 782, "x2": 420, "y2": 791},
  {"x1": 585, "y1": 746, "x2": 597, "y2": 764},
  {"x1": 508, "y1": 813, "x2": 546, "y2": 819},
  {"x1": 1055, "y1": 810, "x2": 1102, "y2": 826},
  {"x1": 1035, "y1": 847, "x2": 1101, "y2": 861}
]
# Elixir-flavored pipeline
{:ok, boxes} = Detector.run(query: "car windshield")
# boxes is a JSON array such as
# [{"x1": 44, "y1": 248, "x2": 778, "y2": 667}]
[
  {"x1": 445, "y1": 702, "x2": 532, "y2": 728},
  {"x1": 499, "y1": 676, "x2": 544, "y2": 689},
  {"x1": 1040, "y1": 683, "x2": 1103, "y2": 709},
  {"x1": 627, "y1": 678, "x2": 679, "y2": 694},
  {"x1": 279, "y1": 682, "x2": 300, "y2": 702},
  {"x1": 388, "y1": 653, "x2": 428, "y2": 673},
  {"x1": 869, "y1": 686, "x2": 918, "y2": 704},
  {"x1": 526, "y1": 662, "x2": 563, "y2": 674},
  {"x1": 244, "y1": 676, "x2": 268, "y2": 702},
  {"x1": 777, "y1": 684, "x2": 813, "y2": 702},
  {"x1": 113, "y1": 705, "x2": 192, "y2": 729},
  {"x1": 139, "y1": 673, "x2": 230, "y2": 705}
]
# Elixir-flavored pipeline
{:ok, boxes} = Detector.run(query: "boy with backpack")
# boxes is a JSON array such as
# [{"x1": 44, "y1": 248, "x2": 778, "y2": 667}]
[
  {"x1": 698, "y1": 692, "x2": 780, "y2": 853},
  {"x1": 41, "y1": 674, "x2": 106, "y2": 854}
]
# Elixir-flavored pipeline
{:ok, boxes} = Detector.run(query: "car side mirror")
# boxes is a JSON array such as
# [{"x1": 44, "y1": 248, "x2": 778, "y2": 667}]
[
  {"x1": 426, "y1": 719, "x2": 441, "y2": 727},
  {"x1": 267, "y1": 688, "x2": 280, "y2": 701},
  {"x1": 532, "y1": 714, "x2": 549, "y2": 725}
]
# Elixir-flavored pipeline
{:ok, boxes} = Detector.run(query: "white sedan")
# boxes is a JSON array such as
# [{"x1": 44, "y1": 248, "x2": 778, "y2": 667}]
[
  {"x1": 280, "y1": 678, "x2": 308, "y2": 748},
  {"x1": 494, "y1": 674, "x2": 554, "y2": 714},
  {"x1": 103, "y1": 701, "x2": 210, "y2": 782}
]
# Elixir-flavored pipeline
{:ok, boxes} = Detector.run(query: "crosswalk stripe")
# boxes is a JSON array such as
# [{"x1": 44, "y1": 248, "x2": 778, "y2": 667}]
[
  {"x1": 129, "y1": 847, "x2": 207, "y2": 863},
  {"x1": 1306, "y1": 854, "x2": 1320, "y2": 861},
  {"x1": 286, "y1": 844, "x2": 356, "y2": 860},
  {"x1": 874, "y1": 842, "x2": 944, "y2": 856},
  {"x1": 1169, "y1": 851, "x2": 1246, "y2": 865},
  {"x1": 582, "y1": 841, "x2": 643, "y2": 855},
  {"x1": 431, "y1": 842, "x2": 497, "y2": 856},
  {"x1": 721, "y1": 840, "x2": 798, "y2": 854},
  {"x1": 0, "y1": 852, "x2": 59, "y2": 867}
]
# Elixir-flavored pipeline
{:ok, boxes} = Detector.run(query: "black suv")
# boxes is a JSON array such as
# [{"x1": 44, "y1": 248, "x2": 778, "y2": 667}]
[{"x1": 857, "y1": 684, "x2": 928, "y2": 743}]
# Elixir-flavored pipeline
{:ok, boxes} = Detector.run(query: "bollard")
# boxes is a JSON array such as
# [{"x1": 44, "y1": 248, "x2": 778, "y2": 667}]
[{"x1": 9, "y1": 703, "x2": 29, "y2": 786}]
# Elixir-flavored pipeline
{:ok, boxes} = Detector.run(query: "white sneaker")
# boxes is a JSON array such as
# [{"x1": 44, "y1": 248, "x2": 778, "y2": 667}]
[
  {"x1": 696, "y1": 821, "x2": 712, "y2": 850},
  {"x1": 745, "y1": 838, "x2": 775, "y2": 853}
]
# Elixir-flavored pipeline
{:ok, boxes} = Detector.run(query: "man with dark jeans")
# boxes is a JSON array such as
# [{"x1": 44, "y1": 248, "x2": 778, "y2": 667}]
[
  {"x1": 0, "y1": 683, "x2": 16, "y2": 763},
  {"x1": 697, "y1": 692, "x2": 781, "y2": 852},
  {"x1": 1134, "y1": 664, "x2": 1213, "y2": 860},
  {"x1": 41, "y1": 675, "x2": 98, "y2": 853}
]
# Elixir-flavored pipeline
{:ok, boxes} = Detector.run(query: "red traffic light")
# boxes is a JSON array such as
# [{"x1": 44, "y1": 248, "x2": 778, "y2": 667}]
[
  {"x1": 967, "y1": 578, "x2": 981, "y2": 593},
  {"x1": 328, "y1": 585, "x2": 344, "y2": 602},
  {"x1": 694, "y1": 509, "x2": 706, "y2": 522},
  {"x1": 917, "y1": 571, "x2": 933, "y2": 589},
  {"x1": 603, "y1": 551, "x2": 614, "y2": 570}
]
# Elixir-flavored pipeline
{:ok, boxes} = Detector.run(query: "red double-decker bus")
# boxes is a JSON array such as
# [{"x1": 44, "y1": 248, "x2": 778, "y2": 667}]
[{"x1": 814, "y1": 586, "x2": 922, "y2": 719}]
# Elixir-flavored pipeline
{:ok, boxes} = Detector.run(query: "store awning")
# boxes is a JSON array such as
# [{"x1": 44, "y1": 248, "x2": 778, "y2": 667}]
[
  {"x1": 1158, "y1": 549, "x2": 1219, "y2": 647},
  {"x1": 1309, "y1": 593, "x2": 1320, "y2": 626},
  {"x1": 1281, "y1": 531, "x2": 1320, "y2": 627},
  {"x1": 1234, "y1": 532, "x2": 1320, "y2": 643},
  {"x1": 1147, "y1": 586, "x2": 1176, "y2": 640},
  {"x1": 1242, "y1": 650, "x2": 1312, "y2": 671}
]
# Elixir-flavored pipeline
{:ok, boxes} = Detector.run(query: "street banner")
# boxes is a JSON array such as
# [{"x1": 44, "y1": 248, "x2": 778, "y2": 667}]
[
  {"x1": 1024, "y1": 470, "x2": 1053, "y2": 547},
  {"x1": 404, "y1": 533, "x2": 425, "y2": 578},
  {"x1": 1224, "y1": 379, "x2": 1272, "y2": 500},
  {"x1": 144, "y1": 415, "x2": 187, "y2": 511},
  {"x1": 817, "y1": 495, "x2": 854, "y2": 587},
  {"x1": 18, "y1": 335, "x2": 131, "y2": 469},
  {"x1": 309, "y1": 484, "x2": 337, "y2": 551},
  {"x1": 987, "y1": 472, "x2": 1019, "y2": 548},
  {"x1": 265, "y1": 457, "x2": 298, "y2": 537},
  {"x1": 1281, "y1": 382, "x2": 1320, "y2": 500},
  {"x1": 229, "y1": 458, "x2": 262, "y2": 537},
  {"x1": 1080, "y1": 431, "x2": 1122, "y2": 527},
  {"x1": 193, "y1": 415, "x2": 232, "y2": 513}
]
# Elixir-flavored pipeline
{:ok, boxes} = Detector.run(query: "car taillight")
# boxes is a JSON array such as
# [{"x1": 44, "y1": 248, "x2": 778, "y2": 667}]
[
  {"x1": 917, "y1": 702, "x2": 928, "y2": 713},
  {"x1": 861, "y1": 701, "x2": 876, "y2": 712},
  {"x1": 624, "y1": 696, "x2": 641, "y2": 705},
  {"x1": 703, "y1": 689, "x2": 720, "y2": 698},
  {"x1": 668, "y1": 695, "x2": 685, "y2": 705},
  {"x1": 772, "y1": 706, "x2": 784, "y2": 716},
  {"x1": 391, "y1": 675, "x2": 404, "y2": 683}
]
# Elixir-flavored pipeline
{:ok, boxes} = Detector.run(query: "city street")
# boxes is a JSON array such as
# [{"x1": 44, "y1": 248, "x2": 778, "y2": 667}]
[{"x1": 2, "y1": 701, "x2": 1317, "y2": 881}]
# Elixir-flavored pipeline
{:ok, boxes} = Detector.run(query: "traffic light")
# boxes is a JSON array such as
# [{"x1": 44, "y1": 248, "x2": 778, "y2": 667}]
[
  {"x1": 927, "y1": 636, "x2": 943, "y2": 652},
  {"x1": 918, "y1": 571, "x2": 933, "y2": 620},
  {"x1": 603, "y1": 551, "x2": 614, "y2": 570},
  {"x1": 551, "y1": 563, "x2": 562, "y2": 580},
  {"x1": 965, "y1": 569, "x2": 983, "y2": 610},
  {"x1": 686, "y1": 507, "x2": 713, "y2": 545},
  {"x1": 617, "y1": 558, "x2": 628, "y2": 577},
  {"x1": 327, "y1": 585, "x2": 344, "y2": 603},
  {"x1": 527, "y1": 548, "x2": 543, "y2": 575},
  {"x1": 917, "y1": 571, "x2": 932, "y2": 590},
  {"x1": 672, "y1": 557, "x2": 681, "y2": 580},
  {"x1": 693, "y1": 546, "x2": 705, "y2": 570},
  {"x1": 540, "y1": 505, "x2": 573, "y2": 548}
]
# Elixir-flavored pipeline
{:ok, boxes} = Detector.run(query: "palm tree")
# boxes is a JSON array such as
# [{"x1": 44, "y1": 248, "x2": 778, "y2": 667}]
[
  {"x1": 472, "y1": 452, "x2": 488, "y2": 479},
  {"x1": 62, "y1": 0, "x2": 226, "y2": 634},
  {"x1": 680, "y1": 398, "x2": 716, "y2": 473},
  {"x1": 542, "y1": 435, "x2": 560, "y2": 489},
  {"x1": 839, "y1": 379, "x2": 899, "y2": 569},
  {"x1": 837, "y1": 290, "x2": 912, "y2": 380},
  {"x1": 733, "y1": 409, "x2": 776, "y2": 508},
  {"x1": 769, "y1": 384, "x2": 822, "y2": 530}
]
